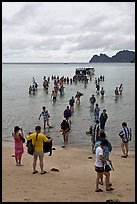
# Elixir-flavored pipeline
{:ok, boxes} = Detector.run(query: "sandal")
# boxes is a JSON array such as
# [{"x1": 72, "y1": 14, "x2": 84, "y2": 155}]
[
  {"x1": 106, "y1": 187, "x2": 114, "y2": 191},
  {"x1": 33, "y1": 170, "x2": 38, "y2": 174},
  {"x1": 95, "y1": 189, "x2": 103, "y2": 192},
  {"x1": 41, "y1": 171, "x2": 47, "y2": 174}
]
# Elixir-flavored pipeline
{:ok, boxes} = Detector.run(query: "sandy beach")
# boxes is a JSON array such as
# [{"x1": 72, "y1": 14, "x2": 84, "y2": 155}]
[{"x1": 2, "y1": 142, "x2": 135, "y2": 202}]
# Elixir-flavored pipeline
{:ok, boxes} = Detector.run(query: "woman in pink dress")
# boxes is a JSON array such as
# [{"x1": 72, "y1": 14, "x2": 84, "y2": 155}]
[{"x1": 12, "y1": 126, "x2": 24, "y2": 166}]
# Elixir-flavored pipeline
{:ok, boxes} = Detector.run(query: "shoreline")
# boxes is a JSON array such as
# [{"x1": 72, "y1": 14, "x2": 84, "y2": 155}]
[
  {"x1": 2, "y1": 141, "x2": 135, "y2": 202},
  {"x1": 2, "y1": 140, "x2": 135, "y2": 152}
]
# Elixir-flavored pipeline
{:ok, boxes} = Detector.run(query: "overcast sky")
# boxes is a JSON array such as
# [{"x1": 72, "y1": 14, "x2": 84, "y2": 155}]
[{"x1": 2, "y1": 2, "x2": 135, "y2": 63}]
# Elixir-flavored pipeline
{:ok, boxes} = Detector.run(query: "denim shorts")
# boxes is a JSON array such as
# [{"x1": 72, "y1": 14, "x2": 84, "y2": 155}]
[{"x1": 33, "y1": 151, "x2": 44, "y2": 157}]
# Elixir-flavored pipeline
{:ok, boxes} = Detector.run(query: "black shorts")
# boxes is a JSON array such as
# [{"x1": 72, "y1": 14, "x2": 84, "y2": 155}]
[
  {"x1": 95, "y1": 166, "x2": 104, "y2": 173},
  {"x1": 122, "y1": 140, "x2": 129, "y2": 143}
]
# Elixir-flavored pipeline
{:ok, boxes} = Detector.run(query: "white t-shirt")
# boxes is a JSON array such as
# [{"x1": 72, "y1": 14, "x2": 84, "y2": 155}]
[{"x1": 95, "y1": 146, "x2": 103, "y2": 167}]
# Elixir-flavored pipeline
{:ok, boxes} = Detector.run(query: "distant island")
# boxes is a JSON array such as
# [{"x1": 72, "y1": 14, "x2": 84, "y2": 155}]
[{"x1": 89, "y1": 50, "x2": 135, "y2": 63}]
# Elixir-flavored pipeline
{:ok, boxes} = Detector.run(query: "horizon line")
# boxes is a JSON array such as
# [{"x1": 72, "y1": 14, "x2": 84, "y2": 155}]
[{"x1": 2, "y1": 62, "x2": 90, "y2": 64}]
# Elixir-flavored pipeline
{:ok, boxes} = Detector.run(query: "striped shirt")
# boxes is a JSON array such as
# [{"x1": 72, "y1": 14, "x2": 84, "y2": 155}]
[
  {"x1": 92, "y1": 123, "x2": 100, "y2": 139},
  {"x1": 119, "y1": 127, "x2": 132, "y2": 142}
]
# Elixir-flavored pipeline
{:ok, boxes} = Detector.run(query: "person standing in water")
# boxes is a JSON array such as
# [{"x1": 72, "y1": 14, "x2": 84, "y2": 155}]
[
  {"x1": 60, "y1": 119, "x2": 70, "y2": 144},
  {"x1": 89, "y1": 94, "x2": 96, "y2": 111},
  {"x1": 119, "y1": 84, "x2": 123, "y2": 95},
  {"x1": 114, "y1": 87, "x2": 119, "y2": 96},
  {"x1": 93, "y1": 103, "x2": 100, "y2": 121},
  {"x1": 39, "y1": 106, "x2": 51, "y2": 130},
  {"x1": 100, "y1": 87, "x2": 105, "y2": 96},
  {"x1": 99, "y1": 109, "x2": 108, "y2": 131},
  {"x1": 69, "y1": 96, "x2": 75, "y2": 113},
  {"x1": 75, "y1": 91, "x2": 83, "y2": 104}
]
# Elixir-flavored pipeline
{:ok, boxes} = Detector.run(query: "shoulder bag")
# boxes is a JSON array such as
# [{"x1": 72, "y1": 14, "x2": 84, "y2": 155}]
[{"x1": 27, "y1": 133, "x2": 38, "y2": 155}]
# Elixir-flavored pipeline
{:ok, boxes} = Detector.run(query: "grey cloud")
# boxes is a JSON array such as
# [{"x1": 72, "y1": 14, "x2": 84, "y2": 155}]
[{"x1": 2, "y1": 2, "x2": 135, "y2": 62}]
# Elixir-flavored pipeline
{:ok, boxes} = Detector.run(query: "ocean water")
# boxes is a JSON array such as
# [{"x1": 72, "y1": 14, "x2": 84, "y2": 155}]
[{"x1": 2, "y1": 63, "x2": 135, "y2": 150}]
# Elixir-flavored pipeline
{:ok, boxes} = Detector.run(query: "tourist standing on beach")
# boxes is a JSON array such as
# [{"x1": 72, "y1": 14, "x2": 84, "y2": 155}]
[
  {"x1": 60, "y1": 119, "x2": 70, "y2": 144},
  {"x1": 94, "y1": 132, "x2": 112, "y2": 160},
  {"x1": 12, "y1": 126, "x2": 24, "y2": 166},
  {"x1": 119, "y1": 122, "x2": 132, "y2": 158},
  {"x1": 93, "y1": 132, "x2": 113, "y2": 187},
  {"x1": 26, "y1": 126, "x2": 53, "y2": 174},
  {"x1": 94, "y1": 140, "x2": 114, "y2": 192},
  {"x1": 99, "y1": 109, "x2": 108, "y2": 131},
  {"x1": 39, "y1": 106, "x2": 51, "y2": 130}
]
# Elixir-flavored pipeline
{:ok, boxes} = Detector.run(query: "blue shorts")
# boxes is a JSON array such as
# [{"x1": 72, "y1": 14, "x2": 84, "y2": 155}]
[{"x1": 34, "y1": 151, "x2": 44, "y2": 157}]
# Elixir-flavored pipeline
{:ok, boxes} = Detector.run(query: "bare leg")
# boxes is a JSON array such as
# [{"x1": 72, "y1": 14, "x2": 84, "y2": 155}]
[
  {"x1": 99, "y1": 174, "x2": 103, "y2": 185},
  {"x1": 62, "y1": 132, "x2": 66, "y2": 143},
  {"x1": 15, "y1": 157, "x2": 19, "y2": 165},
  {"x1": 104, "y1": 171, "x2": 110, "y2": 190},
  {"x1": 125, "y1": 142, "x2": 129, "y2": 156},
  {"x1": 96, "y1": 172, "x2": 103, "y2": 191},
  {"x1": 33, "y1": 155, "x2": 38, "y2": 172},
  {"x1": 65, "y1": 132, "x2": 69, "y2": 143},
  {"x1": 18, "y1": 156, "x2": 22, "y2": 165},
  {"x1": 121, "y1": 141, "x2": 126, "y2": 156},
  {"x1": 39, "y1": 156, "x2": 44, "y2": 173},
  {"x1": 44, "y1": 120, "x2": 46, "y2": 130}
]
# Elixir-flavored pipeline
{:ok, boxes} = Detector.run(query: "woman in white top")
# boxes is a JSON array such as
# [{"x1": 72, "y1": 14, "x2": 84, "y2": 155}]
[{"x1": 95, "y1": 140, "x2": 114, "y2": 192}]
